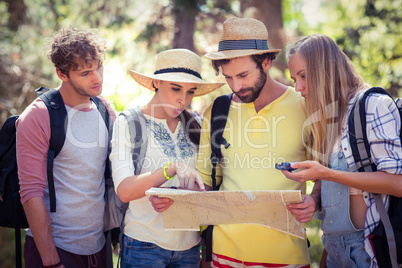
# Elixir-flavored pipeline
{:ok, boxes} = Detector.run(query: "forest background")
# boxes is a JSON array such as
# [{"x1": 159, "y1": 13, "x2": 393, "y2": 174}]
[{"x1": 0, "y1": 0, "x2": 401, "y2": 267}]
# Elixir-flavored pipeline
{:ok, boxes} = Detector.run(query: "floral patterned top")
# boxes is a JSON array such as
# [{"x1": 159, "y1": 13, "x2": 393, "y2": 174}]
[{"x1": 109, "y1": 111, "x2": 200, "y2": 251}]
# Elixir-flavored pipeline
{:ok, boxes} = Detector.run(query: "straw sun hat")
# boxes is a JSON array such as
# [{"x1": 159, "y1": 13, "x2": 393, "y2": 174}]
[
  {"x1": 129, "y1": 49, "x2": 225, "y2": 97},
  {"x1": 205, "y1": 17, "x2": 281, "y2": 60}
]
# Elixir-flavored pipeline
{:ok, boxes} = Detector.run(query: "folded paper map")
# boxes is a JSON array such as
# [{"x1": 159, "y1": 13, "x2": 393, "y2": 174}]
[{"x1": 145, "y1": 188, "x2": 305, "y2": 238}]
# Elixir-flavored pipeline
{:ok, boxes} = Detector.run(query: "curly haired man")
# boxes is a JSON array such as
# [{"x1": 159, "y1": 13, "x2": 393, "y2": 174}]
[{"x1": 16, "y1": 27, "x2": 115, "y2": 268}]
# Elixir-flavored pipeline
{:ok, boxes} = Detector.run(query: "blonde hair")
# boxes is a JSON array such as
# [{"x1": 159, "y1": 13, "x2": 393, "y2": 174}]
[{"x1": 288, "y1": 34, "x2": 368, "y2": 165}]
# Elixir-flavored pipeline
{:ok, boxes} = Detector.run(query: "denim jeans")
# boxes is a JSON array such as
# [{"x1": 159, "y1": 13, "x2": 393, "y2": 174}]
[
  {"x1": 316, "y1": 151, "x2": 371, "y2": 268},
  {"x1": 323, "y1": 231, "x2": 371, "y2": 268},
  {"x1": 121, "y1": 235, "x2": 200, "y2": 268}
]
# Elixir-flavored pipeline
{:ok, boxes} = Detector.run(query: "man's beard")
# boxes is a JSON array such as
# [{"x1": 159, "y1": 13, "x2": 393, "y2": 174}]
[{"x1": 235, "y1": 69, "x2": 267, "y2": 103}]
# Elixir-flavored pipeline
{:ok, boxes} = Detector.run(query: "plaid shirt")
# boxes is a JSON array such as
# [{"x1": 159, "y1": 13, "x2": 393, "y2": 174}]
[{"x1": 340, "y1": 91, "x2": 402, "y2": 267}]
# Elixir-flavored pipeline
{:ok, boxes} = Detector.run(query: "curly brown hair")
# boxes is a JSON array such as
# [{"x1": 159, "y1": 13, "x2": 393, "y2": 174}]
[{"x1": 47, "y1": 26, "x2": 107, "y2": 77}]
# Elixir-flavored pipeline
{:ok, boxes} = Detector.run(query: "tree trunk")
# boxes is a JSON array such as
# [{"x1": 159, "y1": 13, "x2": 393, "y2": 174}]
[
  {"x1": 240, "y1": 0, "x2": 288, "y2": 79},
  {"x1": 241, "y1": 0, "x2": 285, "y2": 51},
  {"x1": 3, "y1": 0, "x2": 27, "y2": 31},
  {"x1": 172, "y1": 0, "x2": 198, "y2": 52}
]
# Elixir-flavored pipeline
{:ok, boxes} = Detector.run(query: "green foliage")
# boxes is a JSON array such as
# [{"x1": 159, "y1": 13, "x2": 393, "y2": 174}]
[
  {"x1": 283, "y1": 0, "x2": 308, "y2": 34},
  {"x1": 306, "y1": 218, "x2": 324, "y2": 268},
  {"x1": 0, "y1": 228, "x2": 26, "y2": 268},
  {"x1": 299, "y1": 0, "x2": 402, "y2": 97}
]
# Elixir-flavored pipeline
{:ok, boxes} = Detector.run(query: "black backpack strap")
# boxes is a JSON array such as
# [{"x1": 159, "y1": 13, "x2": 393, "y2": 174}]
[
  {"x1": 88, "y1": 97, "x2": 111, "y2": 184},
  {"x1": 90, "y1": 96, "x2": 114, "y2": 268},
  {"x1": 90, "y1": 97, "x2": 111, "y2": 186},
  {"x1": 38, "y1": 88, "x2": 67, "y2": 213},
  {"x1": 395, "y1": 98, "x2": 402, "y2": 141},
  {"x1": 348, "y1": 87, "x2": 391, "y2": 172},
  {"x1": 91, "y1": 96, "x2": 110, "y2": 131},
  {"x1": 210, "y1": 93, "x2": 233, "y2": 190},
  {"x1": 373, "y1": 194, "x2": 399, "y2": 268},
  {"x1": 348, "y1": 87, "x2": 400, "y2": 268},
  {"x1": 90, "y1": 96, "x2": 111, "y2": 188},
  {"x1": 204, "y1": 93, "x2": 232, "y2": 262}
]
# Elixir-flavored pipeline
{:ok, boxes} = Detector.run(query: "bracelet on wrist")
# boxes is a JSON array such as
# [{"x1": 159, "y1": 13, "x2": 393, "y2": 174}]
[
  {"x1": 43, "y1": 261, "x2": 62, "y2": 268},
  {"x1": 163, "y1": 162, "x2": 174, "y2": 181}
]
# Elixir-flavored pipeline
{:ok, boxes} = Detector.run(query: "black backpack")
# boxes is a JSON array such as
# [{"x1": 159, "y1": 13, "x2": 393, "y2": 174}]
[
  {"x1": 0, "y1": 87, "x2": 110, "y2": 268},
  {"x1": 201, "y1": 93, "x2": 233, "y2": 262},
  {"x1": 348, "y1": 87, "x2": 402, "y2": 268}
]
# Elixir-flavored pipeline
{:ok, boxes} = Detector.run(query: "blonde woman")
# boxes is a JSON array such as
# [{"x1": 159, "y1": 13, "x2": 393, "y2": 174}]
[
  {"x1": 284, "y1": 34, "x2": 402, "y2": 267},
  {"x1": 109, "y1": 49, "x2": 224, "y2": 267}
]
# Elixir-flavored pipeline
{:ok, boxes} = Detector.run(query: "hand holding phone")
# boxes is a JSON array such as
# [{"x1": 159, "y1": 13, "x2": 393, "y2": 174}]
[{"x1": 275, "y1": 162, "x2": 296, "y2": 172}]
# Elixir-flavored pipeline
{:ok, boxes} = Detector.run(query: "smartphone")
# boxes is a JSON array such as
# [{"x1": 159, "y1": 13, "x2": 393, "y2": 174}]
[{"x1": 275, "y1": 162, "x2": 296, "y2": 172}]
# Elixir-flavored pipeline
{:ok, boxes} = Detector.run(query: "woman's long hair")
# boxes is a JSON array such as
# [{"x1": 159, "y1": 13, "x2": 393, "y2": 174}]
[{"x1": 288, "y1": 34, "x2": 368, "y2": 165}]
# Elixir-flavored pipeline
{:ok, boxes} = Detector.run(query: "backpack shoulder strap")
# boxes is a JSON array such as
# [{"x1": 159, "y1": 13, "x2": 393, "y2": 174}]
[
  {"x1": 395, "y1": 98, "x2": 402, "y2": 141},
  {"x1": 91, "y1": 95, "x2": 113, "y2": 191},
  {"x1": 38, "y1": 88, "x2": 68, "y2": 159},
  {"x1": 373, "y1": 194, "x2": 399, "y2": 268},
  {"x1": 204, "y1": 93, "x2": 232, "y2": 263},
  {"x1": 120, "y1": 107, "x2": 148, "y2": 175},
  {"x1": 91, "y1": 96, "x2": 110, "y2": 131},
  {"x1": 348, "y1": 87, "x2": 391, "y2": 172},
  {"x1": 210, "y1": 93, "x2": 232, "y2": 190},
  {"x1": 90, "y1": 97, "x2": 116, "y2": 268},
  {"x1": 117, "y1": 107, "x2": 147, "y2": 253},
  {"x1": 38, "y1": 88, "x2": 67, "y2": 213},
  {"x1": 348, "y1": 87, "x2": 400, "y2": 268}
]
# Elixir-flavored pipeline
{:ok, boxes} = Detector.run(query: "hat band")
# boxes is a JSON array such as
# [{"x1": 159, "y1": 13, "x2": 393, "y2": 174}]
[
  {"x1": 218, "y1": 39, "x2": 269, "y2": 51},
  {"x1": 154, "y1": 67, "x2": 202, "y2": 79}
]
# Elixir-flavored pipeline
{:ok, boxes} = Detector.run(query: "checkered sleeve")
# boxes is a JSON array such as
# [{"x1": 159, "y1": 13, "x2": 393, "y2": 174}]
[
  {"x1": 363, "y1": 93, "x2": 401, "y2": 268},
  {"x1": 366, "y1": 93, "x2": 402, "y2": 174},
  {"x1": 341, "y1": 92, "x2": 401, "y2": 268}
]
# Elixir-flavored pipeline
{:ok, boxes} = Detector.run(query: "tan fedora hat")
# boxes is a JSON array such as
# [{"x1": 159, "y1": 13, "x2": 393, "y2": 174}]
[
  {"x1": 205, "y1": 17, "x2": 281, "y2": 60},
  {"x1": 129, "y1": 49, "x2": 225, "y2": 96}
]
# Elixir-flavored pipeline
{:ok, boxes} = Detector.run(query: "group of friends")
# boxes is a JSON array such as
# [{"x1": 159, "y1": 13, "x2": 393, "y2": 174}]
[{"x1": 15, "y1": 16, "x2": 402, "y2": 268}]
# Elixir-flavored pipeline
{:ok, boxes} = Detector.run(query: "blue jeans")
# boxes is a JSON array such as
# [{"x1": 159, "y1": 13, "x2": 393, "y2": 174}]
[
  {"x1": 121, "y1": 235, "x2": 200, "y2": 268},
  {"x1": 323, "y1": 231, "x2": 371, "y2": 268}
]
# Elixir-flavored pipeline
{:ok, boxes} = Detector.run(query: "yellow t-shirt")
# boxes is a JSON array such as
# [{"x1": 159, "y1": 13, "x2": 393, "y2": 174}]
[{"x1": 197, "y1": 88, "x2": 310, "y2": 264}]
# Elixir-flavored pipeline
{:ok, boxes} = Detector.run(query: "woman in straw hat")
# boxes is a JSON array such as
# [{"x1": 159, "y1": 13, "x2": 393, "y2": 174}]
[
  {"x1": 109, "y1": 48, "x2": 224, "y2": 267},
  {"x1": 284, "y1": 34, "x2": 402, "y2": 267}
]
